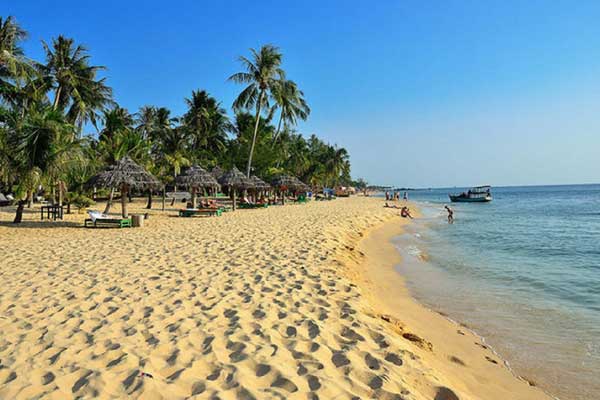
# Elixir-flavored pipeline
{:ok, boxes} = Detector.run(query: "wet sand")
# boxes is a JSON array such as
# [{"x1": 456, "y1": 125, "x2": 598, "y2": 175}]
[{"x1": 0, "y1": 197, "x2": 552, "y2": 399}]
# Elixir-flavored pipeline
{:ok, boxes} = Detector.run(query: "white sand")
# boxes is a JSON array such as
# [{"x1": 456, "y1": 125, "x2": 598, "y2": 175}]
[{"x1": 0, "y1": 197, "x2": 552, "y2": 399}]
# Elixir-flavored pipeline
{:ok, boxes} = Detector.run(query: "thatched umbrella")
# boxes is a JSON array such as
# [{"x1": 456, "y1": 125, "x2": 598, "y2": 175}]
[
  {"x1": 91, "y1": 156, "x2": 161, "y2": 218},
  {"x1": 176, "y1": 165, "x2": 220, "y2": 208},
  {"x1": 250, "y1": 175, "x2": 271, "y2": 190},
  {"x1": 210, "y1": 166, "x2": 224, "y2": 179},
  {"x1": 249, "y1": 175, "x2": 271, "y2": 202},
  {"x1": 271, "y1": 174, "x2": 299, "y2": 191},
  {"x1": 217, "y1": 167, "x2": 252, "y2": 211},
  {"x1": 271, "y1": 174, "x2": 303, "y2": 205},
  {"x1": 290, "y1": 176, "x2": 310, "y2": 193}
]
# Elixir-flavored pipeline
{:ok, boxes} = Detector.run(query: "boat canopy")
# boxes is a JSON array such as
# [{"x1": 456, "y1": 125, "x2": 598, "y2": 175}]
[{"x1": 471, "y1": 185, "x2": 491, "y2": 193}]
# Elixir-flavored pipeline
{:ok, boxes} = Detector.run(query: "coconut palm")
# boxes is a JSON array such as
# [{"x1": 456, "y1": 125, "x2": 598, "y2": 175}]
[
  {"x1": 135, "y1": 105, "x2": 157, "y2": 140},
  {"x1": 6, "y1": 105, "x2": 79, "y2": 222},
  {"x1": 270, "y1": 79, "x2": 309, "y2": 144},
  {"x1": 0, "y1": 16, "x2": 42, "y2": 110},
  {"x1": 182, "y1": 89, "x2": 231, "y2": 164},
  {"x1": 41, "y1": 35, "x2": 112, "y2": 131},
  {"x1": 324, "y1": 146, "x2": 350, "y2": 187},
  {"x1": 96, "y1": 106, "x2": 150, "y2": 212},
  {"x1": 229, "y1": 44, "x2": 284, "y2": 177},
  {"x1": 0, "y1": 16, "x2": 30, "y2": 86}
]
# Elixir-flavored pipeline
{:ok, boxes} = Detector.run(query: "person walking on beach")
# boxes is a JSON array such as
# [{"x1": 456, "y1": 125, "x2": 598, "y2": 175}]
[
  {"x1": 403, "y1": 191, "x2": 408, "y2": 201},
  {"x1": 444, "y1": 205, "x2": 454, "y2": 224},
  {"x1": 385, "y1": 191, "x2": 390, "y2": 201}
]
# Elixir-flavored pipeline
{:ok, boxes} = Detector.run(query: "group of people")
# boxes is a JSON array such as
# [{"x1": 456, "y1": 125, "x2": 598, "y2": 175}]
[
  {"x1": 384, "y1": 202, "x2": 413, "y2": 219},
  {"x1": 384, "y1": 199, "x2": 454, "y2": 224},
  {"x1": 385, "y1": 191, "x2": 408, "y2": 201}
]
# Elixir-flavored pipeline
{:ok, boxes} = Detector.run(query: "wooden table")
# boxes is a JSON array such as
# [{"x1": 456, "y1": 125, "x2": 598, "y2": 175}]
[{"x1": 41, "y1": 205, "x2": 64, "y2": 220}]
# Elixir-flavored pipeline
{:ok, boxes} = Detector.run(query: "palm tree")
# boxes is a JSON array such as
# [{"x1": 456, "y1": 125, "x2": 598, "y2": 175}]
[
  {"x1": 41, "y1": 35, "x2": 112, "y2": 131},
  {"x1": 96, "y1": 106, "x2": 144, "y2": 212},
  {"x1": 324, "y1": 146, "x2": 350, "y2": 187},
  {"x1": 229, "y1": 44, "x2": 284, "y2": 177},
  {"x1": 0, "y1": 17, "x2": 42, "y2": 110},
  {"x1": 6, "y1": 105, "x2": 78, "y2": 222},
  {"x1": 182, "y1": 89, "x2": 231, "y2": 164},
  {"x1": 0, "y1": 16, "x2": 30, "y2": 87},
  {"x1": 270, "y1": 79, "x2": 309, "y2": 144},
  {"x1": 135, "y1": 105, "x2": 157, "y2": 140}
]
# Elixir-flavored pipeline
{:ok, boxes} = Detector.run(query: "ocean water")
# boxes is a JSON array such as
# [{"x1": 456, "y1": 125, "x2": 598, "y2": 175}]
[{"x1": 390, "y1": 185, "x2": 600, "y2": 400}]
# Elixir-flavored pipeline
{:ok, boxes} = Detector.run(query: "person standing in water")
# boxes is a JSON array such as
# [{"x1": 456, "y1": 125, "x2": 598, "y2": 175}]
[
  {"x1": 444, "y1": 205, "x2": 454, "y2": 224},
  {"x1": 403, "y1": 191, "x2": 408, "y2": 201}
]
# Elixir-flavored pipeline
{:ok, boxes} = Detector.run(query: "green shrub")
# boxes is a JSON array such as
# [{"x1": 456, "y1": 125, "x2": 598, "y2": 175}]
[{"x1": 70, "y1": 194, "x2": 95, "y2": 213}]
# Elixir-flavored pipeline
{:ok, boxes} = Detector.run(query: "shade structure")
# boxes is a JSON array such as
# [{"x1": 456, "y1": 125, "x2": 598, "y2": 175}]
[
  {"x1": 218, "y1": 167, "x2": 253, "y2": 190},
  {"x1": 176, "y1": 165, "x2": 220, "y2": 208},
  {"x1": 217, "y1": 167, "x2": 253, "y2": 210},
  {"x1": 90, "y1": 156, "x2": 161, "y2": 218},
  {"x1": 291, "y1": 176, "x2": 310, "y2": 192},
  {"x1": 210, "y1": 166, "x2": 224, "y2": 179},
  {"x1": 91, "y1": 156, "x2": 161, "y2": 190},
  {"x1": 176, "y1": 165, "x2": 220, "y2": 190},
  {"x1": 249, "y1": 175, "x2": 271, "y2": 191},
  {"x1": 271, "y1": 174, "x2": 308, "y2": 205},
  {"x1": 271, "y1": 174, "x2": 302, "y2": 191}
]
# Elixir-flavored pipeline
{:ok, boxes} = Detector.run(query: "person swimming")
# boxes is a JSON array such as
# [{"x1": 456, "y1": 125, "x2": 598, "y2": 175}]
[{"x1": 444, "y1": 205, "x2": 454, "y2": 224}]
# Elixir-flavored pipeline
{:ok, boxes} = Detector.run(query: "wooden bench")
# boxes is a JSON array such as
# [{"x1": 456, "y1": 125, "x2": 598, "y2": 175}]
[
  {"x1": 85, "y1": 217, "x2": 132, "y2": 228},
  {"x1": 178, "y1": 208, "x2": 222, "y2": 217}
]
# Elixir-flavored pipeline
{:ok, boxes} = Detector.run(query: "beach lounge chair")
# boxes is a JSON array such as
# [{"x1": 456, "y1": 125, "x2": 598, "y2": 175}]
[
  {"x1": 85, "y1": 210, "x2": 132, "y2": 228},
  {"x1": 178, "y1": 208, "x2": 222, "y2": 217},
  {"x1": 238, "y1": 202, "x2": 268, "y2": 209},
  {"x1": 0, "y1": 193, "x2": 9, "y2": 207},
  {"x1": 295, "y1": 194, "x2": 308, "y2": 204}
]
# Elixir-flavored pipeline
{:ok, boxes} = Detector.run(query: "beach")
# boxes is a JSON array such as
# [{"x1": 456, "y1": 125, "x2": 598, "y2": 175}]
[{"x1": 0, "y1": 197, "x2": 552, "y2": 399}]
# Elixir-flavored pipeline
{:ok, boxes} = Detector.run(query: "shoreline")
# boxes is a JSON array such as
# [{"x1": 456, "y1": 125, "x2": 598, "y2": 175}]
[{"x1": 347, "y1": 212, "x2": 555, "y2": 400}]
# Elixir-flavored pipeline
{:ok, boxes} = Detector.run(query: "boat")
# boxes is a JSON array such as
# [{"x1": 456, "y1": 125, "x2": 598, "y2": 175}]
[{"x1": 449, "y1": 185, "x2": 492, "y2": 202}]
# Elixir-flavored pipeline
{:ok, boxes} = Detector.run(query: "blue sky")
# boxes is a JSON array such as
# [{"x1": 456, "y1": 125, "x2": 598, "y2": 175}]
[{"x1": 6, "y1": 0, "x2": 600, "y2": 187}]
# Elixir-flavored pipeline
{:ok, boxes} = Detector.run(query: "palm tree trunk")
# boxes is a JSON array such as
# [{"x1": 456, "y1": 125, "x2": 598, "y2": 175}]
[
  {"x1": 53, "y1": 86, "x2": 62, "y2": 110},
  {"x1": 246, "y1": 91, "x2": 264, "y2": 178},
  {"x1": 104, "y1": 187, "x2": 115, "y2": 214},
  {"x1": 13, "y1": 200, "x2": 25, "y2": 223},
  {"x1": 162, "y1": 187, "x2": 166, "y2": 211},
  {"x1": 271, "y1": 113, "x2": 284, "y2": 146},
  {"x1": 121, "y1": 184, "x2": 129, "y2": 218},
  {"x1": 57, "y1": 180, "x2": 63, "y2": 206},
  {"x1": 27, "y1": 189, "x2": 33, "y2": 208},
  {"x1": 146, "y1": 190, "x2": 153, "y2": 209}
]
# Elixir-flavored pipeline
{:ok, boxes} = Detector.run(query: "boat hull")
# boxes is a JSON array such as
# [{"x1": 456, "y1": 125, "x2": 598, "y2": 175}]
[{"x1": 449, "y1": 195, "x2": 492, "y2": 203}]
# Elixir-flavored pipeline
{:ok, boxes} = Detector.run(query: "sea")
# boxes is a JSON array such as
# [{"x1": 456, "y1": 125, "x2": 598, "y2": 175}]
[{"x1": 389, "y1": 184, "x2": 600, "y2": 400}]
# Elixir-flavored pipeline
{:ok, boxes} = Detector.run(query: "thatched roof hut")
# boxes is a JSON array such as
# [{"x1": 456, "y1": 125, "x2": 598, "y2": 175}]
[
  {"x1": 176, "y1": 165, "x2": 220, "y2": 208},
  {"x1": 272, "y1": 174, "x2": 301, "y2": 191},
  {"x1": 292, "y1": 177, "x2": 310, "y2": 192},
  {"x1": 217, "y1": 167, "x2": 253, "y2": 210},
  {"x1": 210, "y1": 166, "x2": 224, "y2": 179},
  {"x1": 218, "y1": 167, "x2": 253, "y2": 190},
  {"x1": 176, "y1": 165, "x2": 220, "y2": 189},
  {"x1": 250, "y1": 175, "x2": 271, "y2": 191},
  {"x1": 92, "y1": 156, "x2": 161, "y2": 190},
  {"x1": 90, "y1": 156, "x2": 161, "y2": 217}
]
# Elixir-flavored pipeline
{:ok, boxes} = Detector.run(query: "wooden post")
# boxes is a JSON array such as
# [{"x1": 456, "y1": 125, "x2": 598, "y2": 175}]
[
  {"x1": 121, "y1": 184, "x2": 129, "y2": 218},
  {"x1": 191, "y1": 187, "x2": 197, "y2": 209}
]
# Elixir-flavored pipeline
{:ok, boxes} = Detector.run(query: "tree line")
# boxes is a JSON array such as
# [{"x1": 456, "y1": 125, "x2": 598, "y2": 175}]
[{"x1": 0, "y1": 16, "x2": 361, "y2": 212}]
